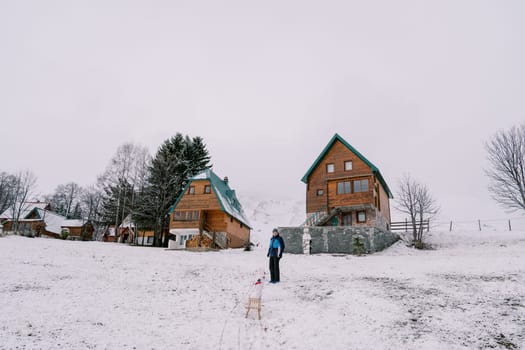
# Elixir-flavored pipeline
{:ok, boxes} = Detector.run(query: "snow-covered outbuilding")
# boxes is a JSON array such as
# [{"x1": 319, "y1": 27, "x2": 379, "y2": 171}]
[
  {"x1": 105, "y1": 214, "x2": 154, "y2": 245},
  {"x1": 61, "y1": 219, "x2": 94, "y2": 240},
  {"x1": 0, "y1": 202, "x2": 93, "y2": 240},
  {"x1": 168, "y1": 169, "x2": 251, "y2": 249}
]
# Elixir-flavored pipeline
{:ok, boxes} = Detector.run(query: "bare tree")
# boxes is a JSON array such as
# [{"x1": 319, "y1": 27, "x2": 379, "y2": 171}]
[
  {"x1": 80, "y1": 185, "x2": 104, "y2": 240},
  {"x1": 10, "y1": 171, "x2": 37, "y2": 233},
  {"x1": 0, "y1": 172, "x2": 16, "y2": 214},
  {"x1": 485, "y1": 124, "x2": 525, "y2": 212},
  {"x1": 45, "y1": 182, "x2": 82, "y2": 218},
  {"x1": 98, "y1": 142, "x2": 151, "y2": 243},
  {"x1": 395, "y1": 174, "x2": 439, "y2": 248}
]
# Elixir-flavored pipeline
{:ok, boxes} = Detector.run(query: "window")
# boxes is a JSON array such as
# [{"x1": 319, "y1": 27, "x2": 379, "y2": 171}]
[
  {"x1": 345, "y1": 161, "x2": 353, "y2": 171},
  {"x1": 174, "y1": 212, "x2": 180, "y2": 220},
  {"x1": 180, "y1": 212, "x2": 186, "y2": 221},
  {"x1": 147, "y1": 236, "x2": 154, "y2": 244},
  {"x1": 326, "y1": 163, "x2": 334, "y2": 173},
  {"x1": 316, "y1": 189, "x2": 324, "y2": 196},
  {"x1": 337, "y1": 181, "x2": 351, "y2": 194},
  {"x1": 189, "y1": 186, "x2": 195, "y2": 195},
  {"x1": 357, "y1": 211, "x2": 366, "y2": 223},
  {"x1": 204, "y1": 185, "x2": 211, "y2": 194},
  {"x1": 353, "y1": 179, "x2": 369, "y2": 193},
  {"x1": 343, "y1": 214, "x2": 352, "y2": 226},
  {"x1": 187, "y1": 211, "x2": 193, "y2": 221},
  {"x1": 193, "y1": 211, "x2": 199, "y2": 220}
]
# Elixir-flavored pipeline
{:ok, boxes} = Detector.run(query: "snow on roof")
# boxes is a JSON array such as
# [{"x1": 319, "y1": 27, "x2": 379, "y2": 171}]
[
  {"x1": 169, "y1": 169, "x2": 252, "y2": 229},
  {"x1": 107, "y1": 227, "x2": 116, "y2": 236},
  {"x1": 36, "y1": 209, "x2": 67, "y2": 235},
  {"x1": 119, "y1": 214, "x2": 135, "y2": 228},
  {"x1": 61, "y1": 219, "x2": 84, "y2": 228},
  {"x1": 0, "y1": 202, "x2": 50, "y2": 220}
]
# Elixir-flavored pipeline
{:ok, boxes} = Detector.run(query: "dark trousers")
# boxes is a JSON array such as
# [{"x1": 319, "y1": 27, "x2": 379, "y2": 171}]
[{"x1": 269, "y1": 256, "x2": 280, "y2": 282}]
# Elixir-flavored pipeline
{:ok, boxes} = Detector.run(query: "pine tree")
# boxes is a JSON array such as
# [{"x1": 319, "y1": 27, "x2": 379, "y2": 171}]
[
  {"x1": 99, "y1": 178, "x2": 134, "y2": 227},
  {"x1": 136, "y1": 133, "x2": 211, "y2": 247}
]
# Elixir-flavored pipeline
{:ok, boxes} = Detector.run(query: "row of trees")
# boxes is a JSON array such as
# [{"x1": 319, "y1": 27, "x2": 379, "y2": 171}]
[
  {"x1": 0, "y1": 171, "x2": 37, "y2": 233},
  {"x1": 96, "y1": 134, "x2": 210, "y2": 246},
  {"x1": 397, "y1": 123, "x2": 525, "y2": 249},
  {"x1": 1, "y1": 133, "x2": 211, "y2": 246}
]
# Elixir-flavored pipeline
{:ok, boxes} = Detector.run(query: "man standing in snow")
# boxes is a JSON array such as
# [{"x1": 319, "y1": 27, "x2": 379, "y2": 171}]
[{"x1": 267, "y1": 228, "x2": 285, "y2": 283}]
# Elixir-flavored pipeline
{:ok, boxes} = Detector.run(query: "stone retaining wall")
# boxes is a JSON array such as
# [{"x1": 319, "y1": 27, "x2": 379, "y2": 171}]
[{"x1": 278, "y1": 226, "x2": 399, "y2": 254}]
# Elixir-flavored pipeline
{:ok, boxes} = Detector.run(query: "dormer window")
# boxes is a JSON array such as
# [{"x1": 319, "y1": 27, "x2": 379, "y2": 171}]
[
  {"x1": 204, "y1": 185, "x2": 211, "y2": 194},
  {"x1": 345, "y1": 161, "x2": 353, "y2": 171},
  {"x1": 326, "y1": 163, "x2": 334, "y2": 173},
  {"x1": 188, "y1": 186, "x2": 195, "y2": 195}
]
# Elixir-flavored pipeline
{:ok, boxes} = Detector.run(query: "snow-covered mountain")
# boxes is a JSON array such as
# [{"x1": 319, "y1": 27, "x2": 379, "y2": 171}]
[{"x1": 239, "y1": 195, "x2": 306, "y2": 246}]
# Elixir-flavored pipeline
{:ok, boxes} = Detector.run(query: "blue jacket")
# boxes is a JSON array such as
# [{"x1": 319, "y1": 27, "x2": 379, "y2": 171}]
[{"x1": 267, "y1": 236, "x2": 285, "y2": 257}]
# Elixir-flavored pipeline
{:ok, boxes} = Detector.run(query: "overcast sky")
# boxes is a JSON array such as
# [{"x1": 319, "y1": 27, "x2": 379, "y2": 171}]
[{"x1": 1, "y1": 1, "x2": 524, "y2": 222}]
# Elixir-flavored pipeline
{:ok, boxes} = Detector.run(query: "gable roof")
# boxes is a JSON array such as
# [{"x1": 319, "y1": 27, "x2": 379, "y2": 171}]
[
  {"x1": 1, "y1": 205, "x2": 80, "y2": 235},
  {"x1": 169, "y1": 169, "x2": 252, "y2": 229},
  {"x1": 33, "y1": 208, "x2": 66, "y2": 234},
  {"x1": 301, "y1": 133, "x2": 393, "y2": 198},
  {"x1": 0, "y1": 202, "x2": 50, "y2": 220},
  {"x1": 61, "y1": 219, "x2": 85, "y2": 228}
]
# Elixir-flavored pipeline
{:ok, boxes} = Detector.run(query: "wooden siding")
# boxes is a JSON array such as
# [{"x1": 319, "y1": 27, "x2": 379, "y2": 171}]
[
  {"x1": 2, "y1": 220, "x2": 58, "y2": 238},
  {"x1": 306, "y1": 139, "x2": 375, "y2": 213},
  {"x1": 326, "y1": 176, "x2": 374, "y2": 208},
  {"x1": 169, "y1": 180, "x2": 250, "y2": 248},
  {"x1": 136, "y1": 230, "x2": 155, "y2": 238},
  {"x1": 376, "y1": 177, "x2": 391, "y2": 224},
  {"x1": 224, "y1": 214, "x2": 250, "y2": 248},
  {"x1": 172, "y1": 180, "x2": 222, "y2": 211},
  {"x1": 62, "y1": 225, "x2": 94, "y2": 240}
]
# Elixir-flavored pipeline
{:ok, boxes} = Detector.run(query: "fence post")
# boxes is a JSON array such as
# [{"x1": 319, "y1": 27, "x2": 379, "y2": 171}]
[
  {"x1": 508, "y1": 220, "x2": 512, "y2": 231},
  {"x1": 405, "y1": 218, "x2": 408, "y2": 232},
  {"x1": 449, "y1": 221, "x2": 453, "y2": 232},
  {"x1": 427, "y1": 219, "x2": 430, "y2": 232},
  {"x1": 478, "y1": 220, "x2": 481, "y2": 231}
]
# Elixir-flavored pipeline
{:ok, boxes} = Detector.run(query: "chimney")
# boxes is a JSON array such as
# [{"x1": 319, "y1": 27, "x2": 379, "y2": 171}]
[{"x1": 223, "y1": 176, "x2": 229, "y2": 184}]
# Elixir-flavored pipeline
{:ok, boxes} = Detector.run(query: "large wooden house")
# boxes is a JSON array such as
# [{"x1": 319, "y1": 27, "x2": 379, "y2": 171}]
[
  {"x1": 301, "y1": 134, "x2": 393, "y2": 230},
  {"x1": 168, "y1": 169, "x2": 251, "y2": 249}
]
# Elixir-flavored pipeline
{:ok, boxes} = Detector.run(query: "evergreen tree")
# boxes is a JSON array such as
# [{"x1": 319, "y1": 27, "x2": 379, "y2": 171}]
[
  {"x1": 0, "y1": 172, "x2": 17, "y2": 214},
  {"x1": 137, "y1": 133, "x2": 211, "y2": 247},
  {"x1": 99, "y1": 178, "x2": 134, "y2": 227}
]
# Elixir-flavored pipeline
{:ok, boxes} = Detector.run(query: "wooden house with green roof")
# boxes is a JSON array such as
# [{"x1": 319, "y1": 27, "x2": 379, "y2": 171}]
[
  {"x1": 301, "y1": 134, "x2": 393, "y2": 231},
  {"x1": 168, "y1": 169, "x2": 251, "y2": 249}
]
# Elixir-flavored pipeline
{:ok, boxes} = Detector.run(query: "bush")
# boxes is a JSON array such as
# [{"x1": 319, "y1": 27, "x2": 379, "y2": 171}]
[
  {"x1": 60, "y1": 229, "x2": 69, "y2": 240},
  {"x1": 352, "y1": 236, "x2": 367, "y2": 255}
]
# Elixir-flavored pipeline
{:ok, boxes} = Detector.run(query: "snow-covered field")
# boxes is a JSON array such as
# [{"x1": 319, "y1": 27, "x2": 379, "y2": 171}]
[
  {"x1": 1, "y1": 199, "x2": 525, "y2": 349},
  {"x1": 1, "y1": 227, "x2": 524, "y2": 350}
]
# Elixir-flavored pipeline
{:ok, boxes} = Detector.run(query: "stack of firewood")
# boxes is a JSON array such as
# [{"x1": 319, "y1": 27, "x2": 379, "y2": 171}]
[{"x1": 185, "y1": 234, "x2": 213, "y2": 248}]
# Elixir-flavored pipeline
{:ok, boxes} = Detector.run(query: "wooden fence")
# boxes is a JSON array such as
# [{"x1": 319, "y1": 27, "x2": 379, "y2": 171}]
[{"x1": 390, "y1": 219, "x2": 430, "y2": 233}]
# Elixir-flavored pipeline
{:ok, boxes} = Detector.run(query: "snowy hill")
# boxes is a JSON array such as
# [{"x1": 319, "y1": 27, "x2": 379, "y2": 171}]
[
  {"x1": 239, "y1": 195, "x2": 305, "y2": 246},
  {"x1": 2, "y1": 195, "x2": 525, "y2": 349},
  {"x1": 1, "y1": 227, "x2": 524, "y2": 349}
]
